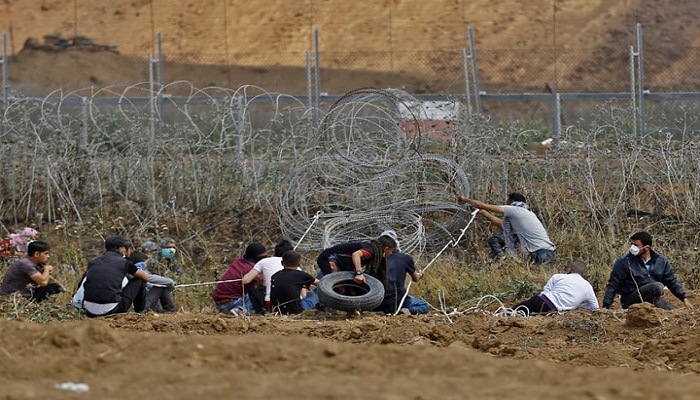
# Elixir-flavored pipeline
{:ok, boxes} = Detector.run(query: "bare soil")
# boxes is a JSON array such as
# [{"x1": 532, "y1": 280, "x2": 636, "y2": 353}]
[
  {"x1": 3, "y1": 302, "x2": 700, "y2": 399},
  {"x1": 4, "y1": 2, "x2": 700, "y2": 398}
]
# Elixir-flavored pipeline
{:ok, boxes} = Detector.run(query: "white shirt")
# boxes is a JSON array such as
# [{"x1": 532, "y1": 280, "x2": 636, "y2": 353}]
[
  {"x1": 541, "y1": 273, "x2": 599, "y2": 311},
  {"x1": 253, "y1": 257, "x2": 285, "y2": 302}
]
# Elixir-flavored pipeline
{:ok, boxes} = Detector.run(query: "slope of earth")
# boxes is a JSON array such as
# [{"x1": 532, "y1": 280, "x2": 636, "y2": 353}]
[
  {"x1": 2, "y1": 303, "x2": 700, "y2": 399},
  {"x1": 2, "y1": 0, "x2": 700, "y2": 94}
]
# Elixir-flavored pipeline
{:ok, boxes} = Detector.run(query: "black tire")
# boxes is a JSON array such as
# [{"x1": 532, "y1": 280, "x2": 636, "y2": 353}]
[{"x1": 317, "y1": 271, "x2": 385, "y2": 311}]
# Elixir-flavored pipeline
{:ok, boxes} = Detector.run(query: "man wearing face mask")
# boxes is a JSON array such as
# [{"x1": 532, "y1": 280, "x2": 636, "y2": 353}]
[
  {"x1": 158, "y1": 237, "x2": 182, "y2": 275},
  {"x1": 603, "y1": 231, "x2": 692, "y2": 310}
]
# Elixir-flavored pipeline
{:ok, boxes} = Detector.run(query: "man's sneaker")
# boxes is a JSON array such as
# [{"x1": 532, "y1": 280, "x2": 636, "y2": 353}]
[
  {"x1": 398, "y1": 308, "x2": 411, "y2": 315},
  {"x1": 229, "y1": 307, "x2": 247, "y2": 317}
]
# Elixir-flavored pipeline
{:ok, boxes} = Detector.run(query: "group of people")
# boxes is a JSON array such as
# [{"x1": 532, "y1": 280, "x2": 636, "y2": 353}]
[
  {"x1": 0, "y1": 235, "x2": 180, "y2": 317},
  {"x1": 0, "y1": 191, "x2": 694, "y2": 316},
  {"x1": 461, "y1": 192, "x2": 692, "y2": 313},
  {"x1": 210, "y1": 229, "x2": 430, "y2": 316}
]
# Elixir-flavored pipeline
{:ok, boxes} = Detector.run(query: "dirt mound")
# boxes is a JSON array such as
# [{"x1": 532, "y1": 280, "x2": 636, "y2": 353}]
[{"x1": 4, "y1": 307, "x2": 700, "y2": 398}]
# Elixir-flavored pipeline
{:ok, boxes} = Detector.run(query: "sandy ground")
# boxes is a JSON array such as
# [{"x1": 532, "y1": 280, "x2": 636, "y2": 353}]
[{"x1": 3, "y1": 300, "x2": 700, "y2": 399}]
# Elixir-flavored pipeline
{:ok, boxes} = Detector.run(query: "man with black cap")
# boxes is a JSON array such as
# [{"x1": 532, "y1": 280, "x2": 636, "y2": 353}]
[
  {"x1": 211, "y1": 242, "x2": 267, "y2": 315},
  {"x1": 82, "y1": 235, "x2": 149, "y2": 318}
]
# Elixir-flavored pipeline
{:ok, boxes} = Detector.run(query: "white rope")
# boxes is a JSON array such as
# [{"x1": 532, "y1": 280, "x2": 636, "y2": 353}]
[
  {"x1": 456, "y1": 295, "x2": 530, "y2": 318},
  {"x1": 393, "y1": 208, "x2": 480, "y2": 315},
  {"x1": 176, "y1": 278, "x2": 241, "y2": 288},
  {"x1": 294, "y1": 211, "x2": 323, "y2": 250}
]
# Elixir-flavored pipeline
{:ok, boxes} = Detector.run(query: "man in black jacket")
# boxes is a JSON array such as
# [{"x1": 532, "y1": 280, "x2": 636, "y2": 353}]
[
  {"x1": 603, "y1": 231, "x2": 692, "y2": 310},
  {"x1": 83, "y1": 235, "x2": 149, "y2": 317}
]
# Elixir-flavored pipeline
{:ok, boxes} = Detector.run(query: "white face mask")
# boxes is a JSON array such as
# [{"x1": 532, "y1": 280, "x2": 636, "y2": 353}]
[{"x1": 629, "y1": 244, "x2": 642, "y2": 256}]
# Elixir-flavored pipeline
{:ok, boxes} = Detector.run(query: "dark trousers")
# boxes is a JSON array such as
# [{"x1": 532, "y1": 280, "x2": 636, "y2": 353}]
[
  {"x1": 144, "y1": 286, "x2": 176, "y2": 312},
  {"x1": 487, "y1": 233, "x2": 506, "y2": 259},
  {"x1": 529, "y1": 249, "x2": 556, "y2": 265},
  {"x1": 30, "y1": 283, "x2": 63, "y2": 303},
  {"x1": 621, "y1": 282, "x2": 675, "y2": 310},
  {"x1": 86, "y1": 278, "x2": 146, "y2": 318},
  {"x1": 513, "y1": 294, "x2": 556, "y2": 314}
]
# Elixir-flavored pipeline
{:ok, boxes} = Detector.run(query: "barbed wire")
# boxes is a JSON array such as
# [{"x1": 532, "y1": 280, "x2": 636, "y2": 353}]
[
  {"x1": 4, "y1": 82, "x2": 700, "y2": 262},
  {"x1": 276, "y1": 88, "x2": 470, "y2": 252}
]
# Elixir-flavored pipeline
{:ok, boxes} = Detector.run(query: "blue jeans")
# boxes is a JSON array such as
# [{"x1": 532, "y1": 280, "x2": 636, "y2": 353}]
[
  {"x1": 300, "y1": 291, "x2": 319, "y2": 311},
  {"x1": 214, "y1": 295, "x2": 255, "y2": 314},
  {"x1": 404, "y1": 296, "x2": 430, "y2": 314},
  {"x1": 487, "y1": 233, "x2": 506, "y2": 259},
  {"x1": 529, "y1": 249, "x2": 556, "y2": 264}
]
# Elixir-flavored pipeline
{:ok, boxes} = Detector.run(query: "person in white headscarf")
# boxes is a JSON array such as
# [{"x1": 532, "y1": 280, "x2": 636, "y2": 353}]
[{"x1": 459, "y1": 192, "x2": 556, "y2": 265}]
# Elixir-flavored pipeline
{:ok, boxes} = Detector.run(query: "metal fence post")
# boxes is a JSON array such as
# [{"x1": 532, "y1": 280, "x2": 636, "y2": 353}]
[
  {"x1": 313, "y1": 27, "x2": 321, "y2": 130},
  {"x1": 148, "y1": 52, "x2": 156, "y2": 145},
  {"x1": 551, "y1": 93, "x2": 561, "y2": 146},
  {"x1": 636, "y1": 23, "x2": 645, "y2": 136},
  {"x1": 79, "y1": 96, "x2": 88, "y2": 150},
  {"x1": 157, "y1": 31, "x2": 164, "y2": 120},
  {"x1": 1, "y1": 32, "x2": 8, "y2": 136},
  {"x1": 461, "y1": 47, "x2": 472, "y2": 117},
  {"x1": 467, "y1": 27, "x2": 482, "y2": 115},
  {"x1": 629, "y1": 45, "x2": 638, "y2": 136},
  {"x1": 306, "y1": 50, "x2": 314, "y2": 138}
]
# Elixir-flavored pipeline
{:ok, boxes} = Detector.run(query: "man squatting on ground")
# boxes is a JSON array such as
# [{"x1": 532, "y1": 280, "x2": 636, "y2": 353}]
[
  {"x1": 82, "y1": 235, "x2": 150, "y2": 318},
  {"x1": 458, "y1": 193, "x2": 556, "y2": 264},
  {"x1": 603, "y1": 231, "x2": 692, "y2": 310},
  {"x1": 0, "y1": 240, "x2": 63, "y2": 302},
  {"x1": 242, "y1": 239, "x2": 295, "y2": 309},
  {"x1": 270, "y1": 250, "x2": 319, "y2": 314},
  {"x1": 211, "y1": 242, "x2": 268, "y2": 315},
  {"x1": 316, "y1": 235, "x2": 397, "y2": 285},
  {"x1": 512, "y1": 260, "x2": 598, "y2": 314},
  {"x1": 375, "y1": 230, "x2": 430, "y2": 315}
]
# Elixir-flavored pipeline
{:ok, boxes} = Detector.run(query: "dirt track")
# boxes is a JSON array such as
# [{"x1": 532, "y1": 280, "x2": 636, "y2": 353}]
[{"x1": 3, "y1": 302, "x2": 700, "y2": 399}]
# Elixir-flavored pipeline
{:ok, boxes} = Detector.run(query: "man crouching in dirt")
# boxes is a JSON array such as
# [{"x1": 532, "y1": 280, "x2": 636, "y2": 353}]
[
  {"x1": 82, "y1": 236, "x2": 149, "y2": 318},
  {"x1": 512, "y1": 260, "x2": 598, "y2": 315},
  {"x1": 316, "y1": 235, "x2": 397, "y2": 285},
  {"x1": 0, "y1": 240, "x2": 63, "y2": 302},
  {"x1": 603, "y1": 231, "x2": 692, "y2": 310}
]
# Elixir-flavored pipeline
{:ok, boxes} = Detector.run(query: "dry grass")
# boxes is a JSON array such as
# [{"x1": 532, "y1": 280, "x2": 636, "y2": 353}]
[{"x1": 3, "y1": 93, "x2": 700, "y2": 321}]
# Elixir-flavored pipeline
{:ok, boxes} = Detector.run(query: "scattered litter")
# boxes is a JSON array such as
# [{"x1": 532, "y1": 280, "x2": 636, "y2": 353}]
[{"x1": 55, "y1": 382, "x2": 90, "y2": 393}]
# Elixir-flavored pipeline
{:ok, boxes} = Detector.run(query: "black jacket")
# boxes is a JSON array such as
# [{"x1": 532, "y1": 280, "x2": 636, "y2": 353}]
[
  {"x1": 84, "y1": 251, "x2": 138, "y2": 304},
  {"x1": 603, "y1": 250, "x2": 685, "y2": 308}
]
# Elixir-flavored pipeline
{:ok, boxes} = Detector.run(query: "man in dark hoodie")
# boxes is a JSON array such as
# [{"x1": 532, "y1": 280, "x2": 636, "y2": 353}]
[{"x1": 211, "y1": 242, "x2": 267, "y2": 315}]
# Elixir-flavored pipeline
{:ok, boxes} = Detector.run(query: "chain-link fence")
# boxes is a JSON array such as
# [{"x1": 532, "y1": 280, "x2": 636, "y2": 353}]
[
  {"x1": 3, "y1": 1, "x2": 700, "y2": 137},
  {"x1": 3, "y1": 0, "x2": 700, "y2": 93}
]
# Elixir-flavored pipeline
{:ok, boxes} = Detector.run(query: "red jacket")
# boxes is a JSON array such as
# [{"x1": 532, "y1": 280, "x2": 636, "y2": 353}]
[{"x1": 211, "y1": 257, "x2": 263, "y2": 301}]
